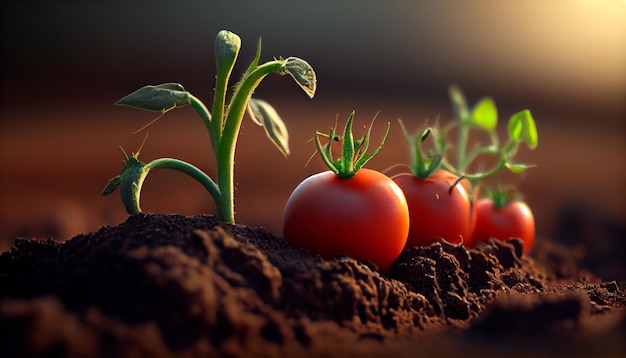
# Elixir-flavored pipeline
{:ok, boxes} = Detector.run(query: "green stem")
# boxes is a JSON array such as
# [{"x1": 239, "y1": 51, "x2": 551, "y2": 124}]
[
  {"x1": 463, "y1": 153, "x2": 507, "y2": 181},
  {"x1": 212, "y1": 30, "x2": 241, "y2": 146},
  {"x1": 210, "y1": 65, "x2": 230, "y2": 145},
  {"x1": 463, "y1": 145, "x2": 499, "y2": 170},
  {"x1": 456, "y1": 124, "x2": 469, "y2": 172},
  {"x1": 216, "y1": 60, "x2": 287, "y2": 223},
  {"x1": 146, "y1": 158, "x2": 222, "y2": 214},
  {"x1": 188, "y1": 95, "x2": 216, "y2": 152},
  {"x1": 503, "y1": 138, "x2": 518, "y2": 157}
]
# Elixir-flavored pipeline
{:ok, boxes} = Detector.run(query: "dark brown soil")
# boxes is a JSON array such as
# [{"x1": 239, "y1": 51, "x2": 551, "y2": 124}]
[{"x1": 0, "y1": 214, "x2": 624, "y2": 357}]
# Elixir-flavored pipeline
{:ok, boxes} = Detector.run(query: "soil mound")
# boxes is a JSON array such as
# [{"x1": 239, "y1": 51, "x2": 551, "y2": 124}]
[{"x1": 1, "y1": 214, "x2": 624, "y2": 357}]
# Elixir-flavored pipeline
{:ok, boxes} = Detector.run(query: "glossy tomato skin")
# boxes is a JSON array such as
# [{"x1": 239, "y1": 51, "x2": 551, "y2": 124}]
[
  {"x1": 393, "y1": 170, "x2": 473, "y2": 248},
  {"x1": 473, "y1": 198, "x2": 535, "y2": 254},
  {"x1": 282, "y1": 169, "x2": 409, "y2": 271}
]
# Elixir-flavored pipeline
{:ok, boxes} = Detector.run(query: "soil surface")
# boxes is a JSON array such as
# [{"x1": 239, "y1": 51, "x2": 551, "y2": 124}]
[{"x1": 0, "y1": 214, "x2": 624, "y2": 357}]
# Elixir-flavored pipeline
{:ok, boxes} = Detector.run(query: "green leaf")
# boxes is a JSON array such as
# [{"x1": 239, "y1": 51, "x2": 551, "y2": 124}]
[
  {"x1": 244, "y1": 37, "x2": 262, "y2": 76},
  {"x1": 119, "y1": 156, "x2": 149, "y2": 214},
  {"x1": 505, "y1": 162, "x2": 536, "y2": 174},
  {"x1": 246, "y1": 98, "x2": 290, "y2": 157},
  {"x1": 472, "y1": 97, "x2": 497, "y2": 131},
  {"x1": 101, "y1": 175, "x2": 121, "y2": 196},
  {"x1": 116, "y1": 83, "x2": 190, "y2": 112},
  {"x1": 284, "y1": 57, "x2": 317, "y2": 99},
  {"x1": 449, "y1": 84, "x2": 470, "y2": 122},
  {"x1": 354, "y1": 121, "x2": 390, "y2": 173},
  {"x1": 508, "y1": 110, "x2": 538, "y2": 149},
  {"x1": 341, "y1": 111, "x2": 356, "y2": 174}
]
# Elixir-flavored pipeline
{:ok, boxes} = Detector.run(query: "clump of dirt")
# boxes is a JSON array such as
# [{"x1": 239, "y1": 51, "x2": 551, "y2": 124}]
[{"x1": 0, "y1": 214, "x2": 624, "y2": 357}]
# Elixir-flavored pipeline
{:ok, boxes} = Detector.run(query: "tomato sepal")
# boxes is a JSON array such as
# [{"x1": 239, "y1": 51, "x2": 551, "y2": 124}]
[{"x1": 315, "y1": 111, "x2": 390, "y2": 179}]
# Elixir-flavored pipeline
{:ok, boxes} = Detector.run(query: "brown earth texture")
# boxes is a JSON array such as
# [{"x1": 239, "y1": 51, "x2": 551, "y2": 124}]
[{"x1": 0, "y1": 213, "x2": 624, "y2": 357}]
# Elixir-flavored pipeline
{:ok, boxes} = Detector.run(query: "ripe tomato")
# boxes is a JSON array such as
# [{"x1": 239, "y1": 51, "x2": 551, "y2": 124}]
[
  {"x1": 393, "y1": 169, "x2": 473, "y2": 248},
  {"x1": 282, "y1": 168, "x2": 409, "y2": 271},
  {"x1": 472, "y1": 198, "x2": 535, "y2": 254}
]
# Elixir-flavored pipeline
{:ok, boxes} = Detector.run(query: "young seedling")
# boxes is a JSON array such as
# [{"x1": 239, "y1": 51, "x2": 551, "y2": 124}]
[
  {"x1": 441, "y1": 85, "x2": 539, "y2": 251},
  {"x1": 101, "y1": 30, "x2": 317, "y2": 224},
  {"x1": 443, "y1": 84, "x2": 538, "y2": 185}
]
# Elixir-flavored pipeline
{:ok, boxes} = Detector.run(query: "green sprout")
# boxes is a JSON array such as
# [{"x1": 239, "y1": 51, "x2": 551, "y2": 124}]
[
  {"x1": 442, "y1": 84, "x2": 538, "y2": 185},
  {"x1": 101, "y1": 30, "x2": 317, "y2": 223}
]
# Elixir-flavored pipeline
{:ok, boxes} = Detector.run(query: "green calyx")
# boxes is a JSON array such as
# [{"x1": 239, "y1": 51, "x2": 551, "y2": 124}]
[
  {"x1": 315, "y1": 111, "x2": 390, "y2": 179},
  {"x1": 398, "y1": 119, "x2": 447, "y2": 180},
  {"x1": 484, "y1": 186, "x2": 521, "y2": 209}
]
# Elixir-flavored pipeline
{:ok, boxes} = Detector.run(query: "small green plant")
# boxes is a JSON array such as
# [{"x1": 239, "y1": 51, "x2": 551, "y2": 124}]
[
  {"x1": 102, "y1": 30, "x2": 317, "y2": 223},
  {"x1": 443, "y1": 84, "x2": 538, "y2": 184}
]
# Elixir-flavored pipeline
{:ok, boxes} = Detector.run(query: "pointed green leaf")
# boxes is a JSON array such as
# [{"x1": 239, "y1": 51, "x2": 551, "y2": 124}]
[
  {"x1": 449, "y1": 84, "x2": 470, "y2": 122},
  {"x1": 101, "y1": 175, "x2": 121, "y2": 196},
  {"x1": 315, "y1": 131, "x2": 338, "y2": 174},
  {"x1": 244, "y1": 37, "x2": 262, "y2": 76},
  {"x1": 472, "y1": 97, "x2": 498, "y2": 131},
  {"x1": 284, "y1": 57, "x2": 317, "y2": 99},
  {"x1": 341, "y1": 112, "x2": 356, "y2": 174},
  {"x1": 116, "y1": 83, "x2": 190, "y2": 112},
  {"x1": 508, "y1": 110, "x2": 538, "y2": 149},
  {"x1": 247, "y1": 98, "x2": 290, "y2": 157},
  {"x1": 354, "y1": 121, "x2": 390, "y2": 172},
  {"x1": 505, "y1": 162, "x2": 536, "y2": 174}
]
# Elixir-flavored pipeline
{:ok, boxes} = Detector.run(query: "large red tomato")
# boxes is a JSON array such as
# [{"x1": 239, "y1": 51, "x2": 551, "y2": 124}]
[
  {"x1": 393, "y1": 169, "x2": 473, "y2": 248},
  {"x1": 282, "y1": 168, "x2": 409, "y2": 271},
  {"x1": 473, "y1": 198, "x2": 535, "y2": 254}
]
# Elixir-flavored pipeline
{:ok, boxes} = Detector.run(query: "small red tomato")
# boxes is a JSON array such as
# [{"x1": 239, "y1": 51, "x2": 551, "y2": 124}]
[
  {"x1": 282, "y1": 168, "x2": 409, "y2": 271},
  {"x1": 473, "y1": 198, "x2": 535, "y2": 254},
  {"x1": 393, "y1": 169, "x2": 473, "y2": 248}
]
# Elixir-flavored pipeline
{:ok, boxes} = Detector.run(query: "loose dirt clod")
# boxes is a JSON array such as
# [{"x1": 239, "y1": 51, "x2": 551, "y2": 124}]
[{"x1": 0, "y1": 214, "x2": 624, "y2": 357}]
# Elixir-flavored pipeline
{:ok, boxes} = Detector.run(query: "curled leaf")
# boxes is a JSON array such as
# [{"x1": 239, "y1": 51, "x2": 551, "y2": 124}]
[
  {"x1": 116, "y1": 83, "x2": 190, "y2": 112},
  {"x1": 247, "y1": 98, "x2": 290, "y2": 157},
  {"x1": 284, "y1": 57, "x2": 317, "y2": 99},
  {"x1": 508, "y1": 110, "x2": 538, "y2": 149}
]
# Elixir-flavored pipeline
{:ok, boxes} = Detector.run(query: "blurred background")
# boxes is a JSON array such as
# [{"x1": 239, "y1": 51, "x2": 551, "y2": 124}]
[{"x1": 0, "y1": 1, "x2": 624, "y2": 276}]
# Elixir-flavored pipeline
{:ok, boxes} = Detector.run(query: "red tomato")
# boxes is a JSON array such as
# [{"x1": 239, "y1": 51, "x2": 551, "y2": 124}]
[
  {"x1": 473, "y1": 198, "x2": 535, "y2": 254},
  {"x1": 393, "y1": 170, "x2": 473, "y2": 248},
  {"x1": 282, "y1": 168, "x2": 409, "y2": 271}
]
